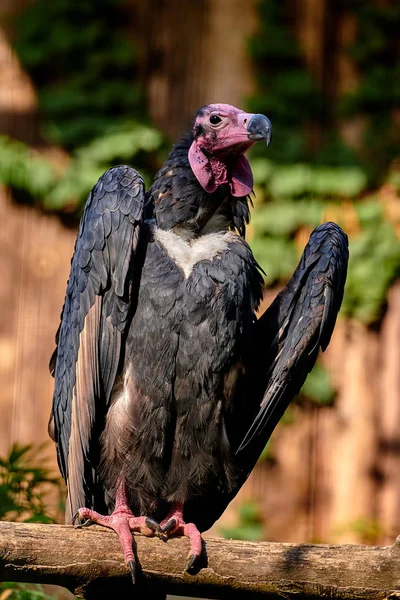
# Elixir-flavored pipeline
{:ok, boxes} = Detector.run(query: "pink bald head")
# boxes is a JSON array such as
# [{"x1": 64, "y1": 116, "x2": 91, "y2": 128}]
[{"x1": 188, "y1": 103, "x2": 268, "y2": 197}]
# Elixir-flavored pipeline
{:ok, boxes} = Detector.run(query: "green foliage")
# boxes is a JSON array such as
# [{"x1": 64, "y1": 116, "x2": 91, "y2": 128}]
[
  {"x1": 0, "y1": 444, "x2": 60, "y2": 523},
  {"x1": 251, "y1": 234, "x2": 297, "y2": 284},
  {"x1": 14, "y1": 0, "x2": 144, "y2": 150},
  {"x1": 10, "y1": 0, "x2": 167, "y2": 215},
  {"x1": 248, "y1": 1, "x2": 322, "y2": 164},
  {"x1": 44, "y1": 122, "x2": 163, "y2": 211},
  {"x1": 0, "y1": 124, "x2": 163, "y2": 214},
  {"x1": 219, "y1": 501, "x2": 264, "y2": 541},
  {"x1": 299, "y1": 362, "x2": 334, "y2": 406},
  {"x1": 338, "y1": 517, "x2": 384, "y2": 545},
  {"x1": 339, "y1": 2, "x2": 400, "y2": 178},
  {"x1": 268, "y1": 165, "x2": 367, "y2": 199},
  {"x1": 11, "y1": 0, "x2": 166, "y2": 214},
  {"x1": 250, "y1": 0, "x2": 400, "y2": 179},
  {"x1": 258, "y1": 439, "x2": 273, "y2": 463},
  {"x1": 10, "y1": 0, "x2": 166, "y2": 217},
  {"x1": 73, "y1": 123, "x2": 163, "y2": 165},
  {"x1": 341, "y1": 219, "x2": 400, "y2": 323},
  {"x1": 250, "y1": 162, "x2": 349, "y2": 285},
  {"x1": 247, "y1": 0, "x2": 400, "y2": 330},
  {"x1": 0, "y1": 445, "x2": 62, "y2": 599},
  {"x1": 0, "y1": 583, "x2": 53, "y2": 600},
  {"x1": 0, "y1": 136, "x2": 57, "y2": 199},
  {"x1": 250, "y1": 161, "x2": 366, "y2": 283},
  {"x1": 250, "y1": 158, "x2": 400, "y2": 326}
]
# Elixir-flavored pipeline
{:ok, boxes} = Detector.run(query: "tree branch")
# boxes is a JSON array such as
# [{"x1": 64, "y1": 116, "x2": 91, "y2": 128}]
[{"x1": 0, "y1": 521, "x2": 400, "y2": 599}]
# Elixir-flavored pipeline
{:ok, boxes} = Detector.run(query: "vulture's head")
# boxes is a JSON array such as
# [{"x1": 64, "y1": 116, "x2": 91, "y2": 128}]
[{"x1": 189, "y1": 103, "x2": 272, "y2": 197}]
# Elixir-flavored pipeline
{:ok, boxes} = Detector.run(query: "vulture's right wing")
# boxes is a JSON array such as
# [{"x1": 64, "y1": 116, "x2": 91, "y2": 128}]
[
  {"x1": 185, "y1": 222, "x2": 348, "y2": 533},
  {"x1": 49, "y1": 166, "x2": 146, "y2": 520},
  {"x1": 237, "y1": 221, "x2": 349, "y2": 455}
]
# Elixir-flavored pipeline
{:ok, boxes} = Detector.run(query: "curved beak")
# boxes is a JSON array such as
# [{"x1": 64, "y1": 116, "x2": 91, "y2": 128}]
[{"x1": 247, "y1": 114, "x2": 272, "y2": 146}]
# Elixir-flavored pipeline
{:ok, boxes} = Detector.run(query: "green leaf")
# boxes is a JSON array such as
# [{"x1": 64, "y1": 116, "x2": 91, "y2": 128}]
[
  {"x1": 299, "y1": 362, "x2": 334, "y2": 405},
  {"x1": 0, "y1": 136, "x2": 57, "y2": 198},
  {"x1": 219, "y1": 501, "x2": 264, "y2": 541},
  {"x1": 0, "y1": 444, "x2": 61, "y2": 523}
]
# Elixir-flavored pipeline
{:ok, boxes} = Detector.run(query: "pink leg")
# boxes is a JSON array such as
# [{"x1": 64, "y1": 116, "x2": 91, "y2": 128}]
[
  {"x1": 160, "y1": 502, "x2": 203, "y2": 571},
  {"x1": 72, "y1": 476, "x2": 160, "y2": 583}
]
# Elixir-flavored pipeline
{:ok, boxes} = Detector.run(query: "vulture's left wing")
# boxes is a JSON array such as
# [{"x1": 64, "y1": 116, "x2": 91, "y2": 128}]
[
  {"x1": 238, "y1": 221, "x2": 348, "y2": 455},
  {"x1": 49, "y1": 166, "x2": 145, "y2": 520}
]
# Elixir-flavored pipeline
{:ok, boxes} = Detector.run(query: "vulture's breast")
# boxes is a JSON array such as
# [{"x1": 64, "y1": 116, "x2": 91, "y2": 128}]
[{"x1": 125, "y1": 223, "x2": 260, "y2": 407}]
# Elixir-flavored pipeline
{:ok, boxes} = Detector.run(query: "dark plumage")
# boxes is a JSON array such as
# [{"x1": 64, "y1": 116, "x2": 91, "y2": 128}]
[{"x1": 49, "y1": 103, "x2": 348, "y2": 578}]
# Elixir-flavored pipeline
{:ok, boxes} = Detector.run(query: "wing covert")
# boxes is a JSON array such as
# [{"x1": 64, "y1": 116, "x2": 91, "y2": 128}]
[{"x1": 49, "y1": 165, "x2": 146, "y2": 519}]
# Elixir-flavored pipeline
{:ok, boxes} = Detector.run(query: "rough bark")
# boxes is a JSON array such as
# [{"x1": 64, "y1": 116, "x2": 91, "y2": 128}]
[{"x1": 1, "y1": 522, "x2": 400, "y2": 599}]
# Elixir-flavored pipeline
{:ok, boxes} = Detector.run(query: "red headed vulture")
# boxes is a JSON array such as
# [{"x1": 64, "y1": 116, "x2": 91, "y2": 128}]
[{"x1": 49, "y1": 103, "x2": 348, "y2": 581}]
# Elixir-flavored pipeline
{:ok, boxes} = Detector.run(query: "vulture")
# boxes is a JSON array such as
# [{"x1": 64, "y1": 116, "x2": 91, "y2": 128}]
[{"x1": 49, "y1": 103, "x2": 348, "y2": 580}]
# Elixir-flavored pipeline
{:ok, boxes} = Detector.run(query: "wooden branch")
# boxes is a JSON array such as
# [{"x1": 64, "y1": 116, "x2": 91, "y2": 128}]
[{"x1": 1, "y1": 522, "x2": 400, "y2": 599}]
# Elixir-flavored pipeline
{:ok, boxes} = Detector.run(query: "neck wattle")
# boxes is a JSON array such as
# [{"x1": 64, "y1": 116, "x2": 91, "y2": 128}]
[
  {"x1": 188, "y1": 139, "x2": 253, "y2": 198},
  {"x1": 208, "y1": 154, "x2": 254, "y2": 197},
  {"x1": 209, "y1": 156, "x2": 229, "y2": 188}
]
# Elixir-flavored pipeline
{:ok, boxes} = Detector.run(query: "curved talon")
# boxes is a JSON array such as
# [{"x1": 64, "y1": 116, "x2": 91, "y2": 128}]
[
  {"x1": 186, "y1": 554, "x2": 197, "y2": 572},
  {"x1": 160, "y1": 517, "x2": 177, "y2": 534},
  {"x1": 77, "y1": 518, "x2": 93, "y2": 528},
  {"x1": 145, "y1": 517, "x2": 162, "y2": 534},
  {"x1": 128, "y1": 559, "x2": 136, "y2": 585},
  {"x1": 72, "y1": 510, "x2": 92, "y2": 528},
  {"x1": 159, "y1": 504, "x2": 203, "y2": 568}
]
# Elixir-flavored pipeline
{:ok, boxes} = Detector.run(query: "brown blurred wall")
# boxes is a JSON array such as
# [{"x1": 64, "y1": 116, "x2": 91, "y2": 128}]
[{"x1": 0, "y1": 188, "x2": 75, "y2": 456}]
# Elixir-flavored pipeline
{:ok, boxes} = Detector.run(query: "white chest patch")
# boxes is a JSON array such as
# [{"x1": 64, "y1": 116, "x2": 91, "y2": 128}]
[{"x1": 154, "y1": 227, "x2": 236, "y2": 277}]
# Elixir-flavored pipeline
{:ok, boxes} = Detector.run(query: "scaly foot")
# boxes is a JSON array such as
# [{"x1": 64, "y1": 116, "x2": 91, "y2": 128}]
[
  {"x1": 160, "y1": 503, "x2": 203, "y2": 571},
  {"x1": 72, "y1": 478, "x2": 161, "y2": 583}
]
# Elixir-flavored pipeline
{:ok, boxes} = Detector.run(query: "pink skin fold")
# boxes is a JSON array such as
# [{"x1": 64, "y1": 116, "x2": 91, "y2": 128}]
[{"x1": 188, "y1": 103, "x2": 257, "y2": 197}]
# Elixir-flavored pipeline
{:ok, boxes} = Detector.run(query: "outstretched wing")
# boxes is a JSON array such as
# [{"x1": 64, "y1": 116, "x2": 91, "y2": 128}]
[
  {"x1": 238, "y1": 221, "x2": 349, "y2": 454},
  {"x1": 186, "y1": 221, "x2": 348, "y2": 532},
  {"x1": 49, "y1": 165, "x2": 146, "y2": 521}
]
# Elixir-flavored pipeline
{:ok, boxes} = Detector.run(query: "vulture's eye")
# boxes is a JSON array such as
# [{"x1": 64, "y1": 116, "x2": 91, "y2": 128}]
[{"x1": 210, "y1": 115, "x2": 222, "y2": 125}]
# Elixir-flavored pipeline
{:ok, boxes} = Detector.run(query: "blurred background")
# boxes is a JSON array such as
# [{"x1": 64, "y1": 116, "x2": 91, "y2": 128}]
[{"x1": 0, "y1": 0, "x2": 400, "y2": 595}]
